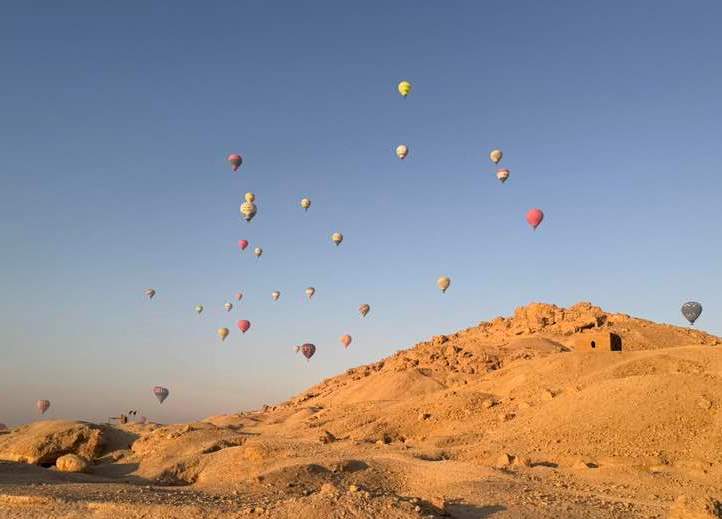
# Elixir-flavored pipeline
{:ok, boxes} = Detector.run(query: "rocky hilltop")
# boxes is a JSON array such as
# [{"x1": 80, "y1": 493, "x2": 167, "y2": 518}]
[{"x1": 1, "y1": 302, "x2": 721, "y2": 518}]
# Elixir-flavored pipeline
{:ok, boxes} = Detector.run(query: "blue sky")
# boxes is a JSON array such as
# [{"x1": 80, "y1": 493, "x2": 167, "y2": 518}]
[{"x1": 2, "y1": 1, "x2": 721, "y2": 425}]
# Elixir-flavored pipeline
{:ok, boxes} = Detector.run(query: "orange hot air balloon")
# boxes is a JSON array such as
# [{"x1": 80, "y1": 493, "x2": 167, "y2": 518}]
[
  {"x1": 526, "y1": 208, "x2": 544, "y2": 230},
  {"x1": 340, "y1": 335, "x2": 352, "y2": 349}
]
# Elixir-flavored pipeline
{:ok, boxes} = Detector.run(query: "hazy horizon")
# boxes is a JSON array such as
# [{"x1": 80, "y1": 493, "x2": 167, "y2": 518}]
[{"x1": 2, "y1": 1, "x2": 722, "y2": 426}]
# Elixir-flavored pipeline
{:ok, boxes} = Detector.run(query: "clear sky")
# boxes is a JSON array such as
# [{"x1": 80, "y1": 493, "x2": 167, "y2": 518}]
[{"x1": 2, "y1": 1, "x2": 721, "y2": 426}]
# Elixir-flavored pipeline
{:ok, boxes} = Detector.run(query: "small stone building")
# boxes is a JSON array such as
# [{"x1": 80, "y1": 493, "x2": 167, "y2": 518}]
[{"x1": 571, "y1": 331, "x2": 622, "y2": 352}]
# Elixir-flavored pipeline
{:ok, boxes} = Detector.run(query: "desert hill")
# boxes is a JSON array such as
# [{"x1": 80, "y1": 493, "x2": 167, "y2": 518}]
[{"x1": 1, "y1": 302, "x2": 722, "y2": 518}]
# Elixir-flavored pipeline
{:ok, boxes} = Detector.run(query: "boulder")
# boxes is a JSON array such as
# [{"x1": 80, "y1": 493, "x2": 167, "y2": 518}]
[
  {"x1": 0, "y1": 420, "x2": 104, "y2": 465},
  {"x1": 55, "y1": 453, "x2": 89, "y2": 473}
]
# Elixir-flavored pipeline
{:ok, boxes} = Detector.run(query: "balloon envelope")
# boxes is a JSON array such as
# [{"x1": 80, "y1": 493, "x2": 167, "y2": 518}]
[
  {"x1": 301, "y1": 343, "x2": 316, "y2": 360},
  {"x1": 36, "y1": 400, "x2": 50, "y2": 414},
  {"x1": 332, "y1": 232, "x2": 343, "y2": 246},
  {"x1": 397, "y1": 81, "x2": 412, "y2": 97},
  {"x1": 301, "y1": 198, "x2": 311, "y2": 211},
  {"x1": 396, "y1": 145, "x2": 409, "y2": 160},
  {"x1": 526, "y1": 208, "x2": 544, "y2": 230},
  {"x1": 437, "y1": 276, "x2": 451, "y2": 293},
  {"x1": 305, "y1": 287, "x2": 315, "y2": 300},
  {"x1": 340, "y1": 335, "x2": 352, "y2": 348},
  {"x1": 195, "y1": 305, "x2": 204, "y2": 314},
  {"x1": 224, "y1": 302, "x2": 233, "y2": 312},
  {"x1": 359, "y1": 304, "x2": 370, "y2": 317},
  {"x1": 228, "y1": 153, "x2": 242, "y2": 172},
  {"x1": 496, "y1": 169, "x2": 510, "y2": 183},
  {"x1": 238, "y1": 240, "x2": 249, "y2": 251},
  {"x1": 152, "y1": 386, "x2": 169, "y2": 404},
  {"x1": 240, "y1": 201, "x2": 257, "y2": 222},
  {"x1": 144, "y1": 288, "x2": 156, "y2": 300},
  {"x1": 235, "y1": 292, "x2": 243, "y2": 301},
  {"x1": 237, "y1": 320, "x2": 251, "y2": 333},
  {"x1": 254, "y1": 247, "x2": 263, "y2": 258},
  {"x1": 489, "y1": 149, "x2": 503, "y2": 164},
  {"x1": 218, "y1": 327, "x2": 229, "y2": 341},
  {"x1": 681, "y1": 302, "x2": 703, "y2": 325},
  {"x1": 272, "y1": 291, "x2": 280, "y2": 301}
]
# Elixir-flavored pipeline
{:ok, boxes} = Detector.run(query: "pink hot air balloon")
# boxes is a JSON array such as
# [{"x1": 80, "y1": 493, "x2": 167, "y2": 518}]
[
  {"x1": 526, "y1": 208, "x2": 544, "y2": 230},
  {"x1": 340, "y1": 335, "x2": 352, "y2": 349},
  {"x1": 238, "y1": 240, "x2": 249, "y2": 251},
  {"x1": 235, "y1": 292, "x2": 243, "y2": 301},
  {"x1": 228, "y1": 153, "x2": 243, "y2": 172},
  {"x1": 36, "y1": 400, "x2": 50, "y2": 415},
  {"x1": 237, "y1": 320, "x2": 251, "y2": 333}
]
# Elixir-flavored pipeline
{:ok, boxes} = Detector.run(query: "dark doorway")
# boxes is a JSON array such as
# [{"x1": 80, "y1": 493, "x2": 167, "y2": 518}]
[
  {"x1": 610, "y1": 334, "x2": 622, "y2": 351},
  {"x1": 590, "y1": 341, "x2": 596, "y2": 349}
]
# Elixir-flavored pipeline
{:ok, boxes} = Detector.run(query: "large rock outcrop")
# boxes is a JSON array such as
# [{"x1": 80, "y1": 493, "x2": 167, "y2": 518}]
[{"x1": 0, "y1": 420, "x2": 104, "y2": 465}]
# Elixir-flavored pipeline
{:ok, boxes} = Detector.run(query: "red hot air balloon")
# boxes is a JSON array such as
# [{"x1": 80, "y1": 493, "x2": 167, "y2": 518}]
[
  {"x1": 235, "y1": 292, "x2": 243, "y2": 301},
  {"x1": 237, "y1": 320, "x2": 251, "y2": 333},
  {"x1": 301, "y1": 343, "x2": 316, "y2": 361},
  {"x1": 238, "y1": 240, "x2": 249, "y2": 251},
  {"x1": 340, "y1": 335, "x2": 352, "y2": 349},
  {"x1": 526, "y1": 208, "x2": 544, "y2": 230},
  {"x1": 152, "y1": 386, "x2": 169, "y2": 404},
  {"x1": 227, "y1": 153, "x2": 242, "y2": 172}
]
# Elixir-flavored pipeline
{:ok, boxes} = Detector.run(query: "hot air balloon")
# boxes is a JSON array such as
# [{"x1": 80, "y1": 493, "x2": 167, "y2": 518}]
[
  {"x1": 340, "y1": 335, "x2": 352, "y2": 349},
  {"x1": 240, "y1": 200, "x2": 257, "y2": 223},
  {"x1": 237, "y1": 320, "x2": 251, "y2": 333},
  {"x1": 195, "y1": 304, "x2": 204, "y2": 315},
  {"x1": 272, "y1": 291, "x2": 280, "y2": 301},
  {"x1": 227, "y1": 153, "x2": 242, "y2": 172},
  {"x1": 437, "y1": 276, "x2": 451, "y2": 293},
  {"x1": 218, "y1": 327, "x2": 230, "y2": 341},
  {"x1": 301, "y1": 343, "x2": 316, "y2": 361},
  {"x1": 681, "y1": 302, "x2": 703, "y2": 325},
  {"x1": 235, "y1": 292, "x2": 243, "y2": 301},
  {"x1": 238, "y1": 240, "x2": 249, "y2": 251},
  {"x1": 489, "y1": 149, "x2": 503, "y2": 164},
  {"x1": 300, "y1": 198, "x2": 311, "y2": 212},
  {"x1": 36, "y1": 400, "x2": 50, "y2": 415},
  {"x1": 331, "y1": 232, "x2": 343, "y2": 246},
  {"x1": 526, "y1": 208, "x2": 544, "y2": 230},
  {"x1": 294, "y1": 345, "x2": 301, "y2": 353},
  {"x1": 305, "y1": 287, "x2": 316, "y2": 300},
  {"x1": 224, "y1": 302, "x2": 233, "y2": 312},
  {"x1": 144, "y1": 288, "x2": 156, "y2": 300},
  {"x1": 397, "y1": 81, "x2": 412, "y2": 98},
  {"x1": 396, "y1": 145, "x2": 409, "y2": 160},
  {"x1": 152, "y1": 386, "x2": 169, "y2": 404},
  {"x1": 359, "y1": 304, "x2": 370, "y2": 318},
  {"x1": 496, "y1": 169, "x2": 510, "y2": 183},
  {"x1": 254, "y1": 247, "x2": 263, "y2": 259}
]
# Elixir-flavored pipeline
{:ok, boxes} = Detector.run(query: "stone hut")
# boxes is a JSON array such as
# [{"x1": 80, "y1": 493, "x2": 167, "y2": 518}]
[{"x1": 571, "y1": 331, "x2": 622, "y2": 352}]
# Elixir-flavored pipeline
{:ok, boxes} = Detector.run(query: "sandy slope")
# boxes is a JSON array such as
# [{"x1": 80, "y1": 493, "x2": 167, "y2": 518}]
[{"x1": 2, "y1": 302, "x2": 722, "y2": 518}]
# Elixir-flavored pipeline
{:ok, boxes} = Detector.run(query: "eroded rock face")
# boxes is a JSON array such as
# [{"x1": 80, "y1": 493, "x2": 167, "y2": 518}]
[
  {"x1": 0, "y1": 421, "x2": 104, "y2": 465},
  {"x1": 56, "y1": 453, "x2": 89, "y2": 473},
  {"x1": 669, "y1": 495, "x2": 722, "y2": 519}
]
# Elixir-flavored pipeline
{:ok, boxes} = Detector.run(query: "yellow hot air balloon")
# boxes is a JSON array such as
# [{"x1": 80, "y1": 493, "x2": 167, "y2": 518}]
[
  {"x1": 437, "y1": 276, "x2": 451, "y2": 293},
  {"x1": 397, "y1": 81, "x2": 412, "y2": 97},
  {"x1": 331, "y1": 232, "x2": 343, "y2": 246},
  {"x1": 489, "y1": 149, "x2": 503, "y2": 164},
  {"x1": 240, "y1": 200, "x2": 257, "y2": 222},
  {"x1": 244, "y1": 192, "x2": 255, "y2": 203},
  {"x1": 396, "y1": 144, "x2": 409, "y2": 160},
  {"x1": 218, "y1": 328, "x2": 229, "y2": 341},
  {"x1": 300, "y1": 198, "x2": 311, "y2": 211}
]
